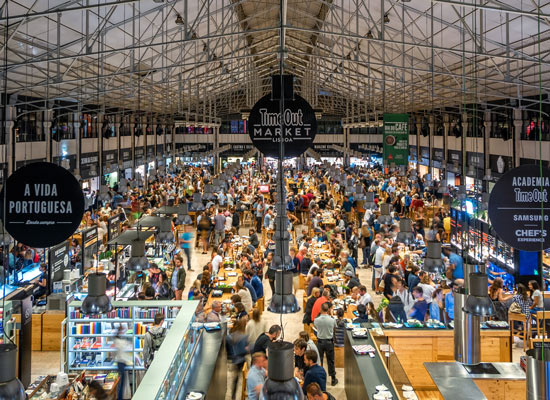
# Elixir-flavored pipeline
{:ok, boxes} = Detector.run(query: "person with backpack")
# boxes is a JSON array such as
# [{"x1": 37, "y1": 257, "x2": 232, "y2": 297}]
[
  {"x1": 143, "y1": 313, "x2": 167, "y2": 369},
  {"x1": 155, "y1": 272, "x2": 174, "y2": 300}
]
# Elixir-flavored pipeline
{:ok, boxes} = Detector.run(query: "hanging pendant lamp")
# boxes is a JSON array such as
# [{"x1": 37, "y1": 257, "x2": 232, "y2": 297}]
[
  {"x1": 82, "y1": 273, "x2": 112, "y2": 315},
  {"x1": 0, "y1": 344, "x2": 25, "y2": 400}
]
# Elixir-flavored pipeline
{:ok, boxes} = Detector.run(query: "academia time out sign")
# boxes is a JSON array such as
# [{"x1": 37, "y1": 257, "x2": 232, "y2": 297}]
[
  {"x1": 383, "y1": 113, "x2": 409, "y2": 166},
  {"x1": 488, "y1": 164, "x2": 550, "y2": 252},
  {"x1": 0, "y1": 162, "x2": 85, "y2": 248},
  {"x1": 248, "y1": 94, "x2": 317, "y2": 158}
]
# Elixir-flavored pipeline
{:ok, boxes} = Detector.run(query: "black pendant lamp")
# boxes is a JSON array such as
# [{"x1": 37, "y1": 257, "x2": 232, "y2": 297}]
[
  {"x1": 378, "y1": 203, "x2": 392, "y2": 225},
  {"x1": 176, "y1": 203, "x2": 193, "y2": 225},
  {"x1": 268, "y1": 198, "x2": 299, "y2": 314},
  {"x1": 156, "y1": 217, "x2": 175, "y2": 244},
  {"x1": 423, "y1": 241, "x2": 444, "y2": 273},
  {"x1": 262, "y1": 342, "x2": 303, "y2": 399},
  {"x1": 396, "y1": 218, "x2": 414, "y2": 245},
  {"x1": 126, "y1": 239, "x2": 150, "y2": 271},
  {"x1": 463, "y1": 272, "x2": 495, "y2": 317},
  {"x1": 82, "y1": 273, "x2": 112, "y2": 315},
  {"x1": 0, "y1": 344, "x2": 25, "y2": 400}
]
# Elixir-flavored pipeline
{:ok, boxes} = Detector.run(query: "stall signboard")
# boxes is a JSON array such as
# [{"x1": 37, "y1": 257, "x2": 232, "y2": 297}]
[
  {"x1": 81, "y1": 226, "x2": 98, "y2": 272},
  {"x1": 120, "y1": 148, "x2": 132, "y2": 162},
  {"x1": 467, "y1": 151, "x2": 485, "y2": 169},
  {"x1": 248, "y1": 93, "x2": 317, "y2": 158},
  {"x1": 135, "y1": 147, "x2": 145, "y2": 164},
  {"x1": 146, "y1": 145, "x2": 155, "y2": 161},
  {"x1": 103, "y1": 150, "x2": 118, "y2": 174},
  {"x1": 447, "y1": 150, "x2": 462, "y2": 172},
  {"x1": 49, "y1": 241, "x2": 70, "y2": 285},
  {"x1": 383, "y1": 113, "x2": 409, "y2": 166},
  {"x1": 488, "y1": 164, "x2": 550, "y2": 252},
  {"x1": 432, "y1": 148, "x2": 444, "y2": 161},
  {"x1": 489, "y1": 155, "x2": 514, "y2": 177},
  {"x1": 313, "y1": 144, "x2": 341, "y2": 157},
  {"x1": 419, "y1": 146, "x2": 430, "y2": 165},
  {"x1": 107, "y1": 214, "x2": 121, "y2": 241},
  {"x1": 0, "y1": 162, "x2": 85, "y2": 248},
  {"x1": 53, "y1": 155, "x2": 77, "y2": 172},
  {"x1": 81, "y1": 153, "x2": 99, "y2": 179}
]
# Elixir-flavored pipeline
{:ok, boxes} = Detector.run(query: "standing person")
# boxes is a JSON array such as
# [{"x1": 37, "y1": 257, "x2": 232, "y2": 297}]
[
  {"x1": 170, "y1": 255, "x2": 186, "y2": 300},
  {"x1": 212, "y1": 249, "x2": 223, "y2": 276},
  {"x1": 114, "y1": 326, "x2": 132, "y2": 400},
  {"x1": 197, "y1": 211, "x2": 212, "y2": 254},
  {"x1": 244, "y1": 269, "x2": 263, "y2": 305},
  {"x1": 226, "y1": 319, "x2": 249, "y2": 400},
  {"x1": 248, "y1": 228, "x2": 260, "y2": 249},
  {"x1": 359, "y1": 222, "x2": 372, "y2": 267},
  {"x1": 255, "y1": 198, "x2": 265, "y2": 233},
  {"x1": 179, "y1": 224, "x2": 195, "y2": 271},
  {"x1": 247, "y1": 352, "x2": 268, "y2": 400},
  {"x1": 313, "y1": 303, "x2": 338, "y2": 386},
  {"x1": 302, "y1": 350, "x2": 327, "y2": 395},
  {"x1": 33, "y1": 263, "x2": 49, "y2": 301},
  {"x1": 246, "y1": 309, "x2": 267, "y2": 347},
  {"x1": 408, "y1": 287, "x2": 429, "y2": 321},
  {"x1": 214, "y1": 210, "x2": 226, "y2": 245},
  {"x1": 143, "y1": 313, "x2": 166, "y2": 369},
  {"x1": 442, "y1": 246, "x2": 464, "y2": 286},
  {"x1": 429, "y1": 289, "x2": 444, "y2": 322},
  {"x1": 373, "y1": 241, "x2": 386, "y2": 294}
]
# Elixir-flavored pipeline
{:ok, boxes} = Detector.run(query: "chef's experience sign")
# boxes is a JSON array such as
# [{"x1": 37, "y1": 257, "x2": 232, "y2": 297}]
[
  {"x1": 488, "y1": 164, "x2": 550, "y2": 252},
  {"x1": 0, "y1": 162, "x2": 85, "y2": 248},
  {"x1": 248, "y1": 93, "x2": 317, "y2": 158}
]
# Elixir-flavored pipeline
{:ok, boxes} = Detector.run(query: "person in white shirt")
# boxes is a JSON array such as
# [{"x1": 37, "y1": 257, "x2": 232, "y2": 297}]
[
  {"x1": 224, "y1": 212, "x2": 233, "y2": 232},
  {"x1": 355, "y1": 285, "x2": 372, "y2": 306},
  {"x1": 235, "y1": 282, "x2": 253, "y2": 312},
  {"x1": 212, "y1": 249, "x2": 223, "y2": 276},
  {"x1": 374, "y1": 241, "x2": 386, "y2": 293}
]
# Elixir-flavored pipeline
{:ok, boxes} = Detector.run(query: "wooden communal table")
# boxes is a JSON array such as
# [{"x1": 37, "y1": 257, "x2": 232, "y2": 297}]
[{"x1": 371, "y1": 327, "x2": 512, "y2": 392}]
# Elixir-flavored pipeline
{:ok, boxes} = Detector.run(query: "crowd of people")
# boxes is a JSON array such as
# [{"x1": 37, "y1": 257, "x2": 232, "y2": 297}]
[{"x1": 76, "y1": 161, "x2": 542, "y2": 400}]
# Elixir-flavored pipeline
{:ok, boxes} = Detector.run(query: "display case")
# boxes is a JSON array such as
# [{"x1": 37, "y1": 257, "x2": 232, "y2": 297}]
[
  {"x1": 132, "y1": 301, "x2": 203, "y2": 400},
  {"x1": 63, "y1": 301, "x2": 186, "y2": 374}
]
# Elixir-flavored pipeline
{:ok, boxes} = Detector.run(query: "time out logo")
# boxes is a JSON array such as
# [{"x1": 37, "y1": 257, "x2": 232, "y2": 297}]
[{"x1": 248, "y1": 94, "x2": 317, "y2": 158}]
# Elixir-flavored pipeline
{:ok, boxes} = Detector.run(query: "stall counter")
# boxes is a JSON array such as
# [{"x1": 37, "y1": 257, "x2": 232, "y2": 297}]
[{"x1": 372, "y1": 326, "x2": 511, "y2": 391}]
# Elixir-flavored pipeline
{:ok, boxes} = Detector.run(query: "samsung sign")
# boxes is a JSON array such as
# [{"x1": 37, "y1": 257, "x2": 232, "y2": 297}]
[
  {"x1": 488, "y1": 164, "x2": 550, "y2": 251},
  {"x1": 248, "y1": 94, "x2": 317, "y2": 158}
]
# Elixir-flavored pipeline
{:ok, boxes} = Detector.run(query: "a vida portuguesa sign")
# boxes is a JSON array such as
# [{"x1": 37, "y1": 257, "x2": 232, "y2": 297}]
[
  {"x1": 0, "y1": 162, "x2": 85, "y2": 248},
  {"x1": 488, "y1": 164, "x2": 550, "y2": 252},
  {"x1": 248, "y1": 93, "x2": 317, "y2": 158}
]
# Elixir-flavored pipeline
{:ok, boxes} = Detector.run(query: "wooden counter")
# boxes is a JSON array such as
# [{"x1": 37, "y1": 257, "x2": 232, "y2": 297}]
[{"x1": 376, "y1": 328, "x2": 511, "y2": 390}]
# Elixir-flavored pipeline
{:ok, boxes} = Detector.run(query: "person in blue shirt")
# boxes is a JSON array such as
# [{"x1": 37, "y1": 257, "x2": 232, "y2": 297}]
[
  {"x1": 287, "y1": 197, "x2": 295, "y2": 213},
  {"x1": 342, "y1": 196, "x2": 353, "y2": 214},
  {"x1": 247, "y1": 352, "x2": 267, "y2": 400},
  {"x1": 445, "y1": 285, "x2": 455, "y2": 321},
  {"x1": 409, "y1": 287, "x2": 428, "y2": 321},
  {"x1": 443, "y1": 246, "x2": 464, "y2": 285},
  {"x1": 302, "y1": 350, "x2": 327, "y2": 394},
  {"x1": 244, "y1": 269, "x2": 264, "y2": 300},
  {"x1": 238, "y1": 274, "x2": 257, "y2": 304},
  {"x1": 429, "y1": 288, "x2": 444, "y2": 321}
]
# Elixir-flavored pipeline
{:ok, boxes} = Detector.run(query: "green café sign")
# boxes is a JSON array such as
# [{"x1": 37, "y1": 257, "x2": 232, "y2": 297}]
[{"x1": 383, "y1": 113, "x2": 409, "y2": 166}]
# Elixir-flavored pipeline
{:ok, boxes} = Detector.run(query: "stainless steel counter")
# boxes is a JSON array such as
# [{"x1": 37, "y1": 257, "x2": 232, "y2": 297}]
[{"x1": 424, "y1": 362, "x2": 525, "y2": 400}]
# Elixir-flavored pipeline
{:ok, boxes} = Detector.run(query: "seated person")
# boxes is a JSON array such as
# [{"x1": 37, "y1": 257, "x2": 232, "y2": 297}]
[
  {"x1": 353, "y1": 304, "x2": 370, "y2": 323},
  {"x1": 305, "y1": 382, "x2": 336, "y2": 400}
]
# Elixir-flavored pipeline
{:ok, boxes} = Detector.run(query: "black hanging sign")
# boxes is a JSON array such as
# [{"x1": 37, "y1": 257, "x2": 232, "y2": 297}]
[
  {"x1": 0, "y1": 162, "x2": 85, "y2": 248},
  {"x1": 49, "y1": 241, "x2": 70, "y2": 284},
  {"x1": 248, "y1": 93, "x2": 317, "y2": 158},
  {"x1": 488, "y1": 164, "x2": 550, "y2": 252}
]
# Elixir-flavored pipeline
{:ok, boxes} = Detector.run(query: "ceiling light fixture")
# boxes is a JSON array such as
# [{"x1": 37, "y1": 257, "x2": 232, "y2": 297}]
[
  {"x1": 175, "y1": 13, "x2": 184, "y2": 26},
  {"x1": 81, "y1": 273, "x2": 112, "y2": 315},
  {"x1": 367, "y1": 30, "x2": 374, "y2": 39},
  {"x1": 384, "y1": 13, "x2": 390, "y2": 23}
]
